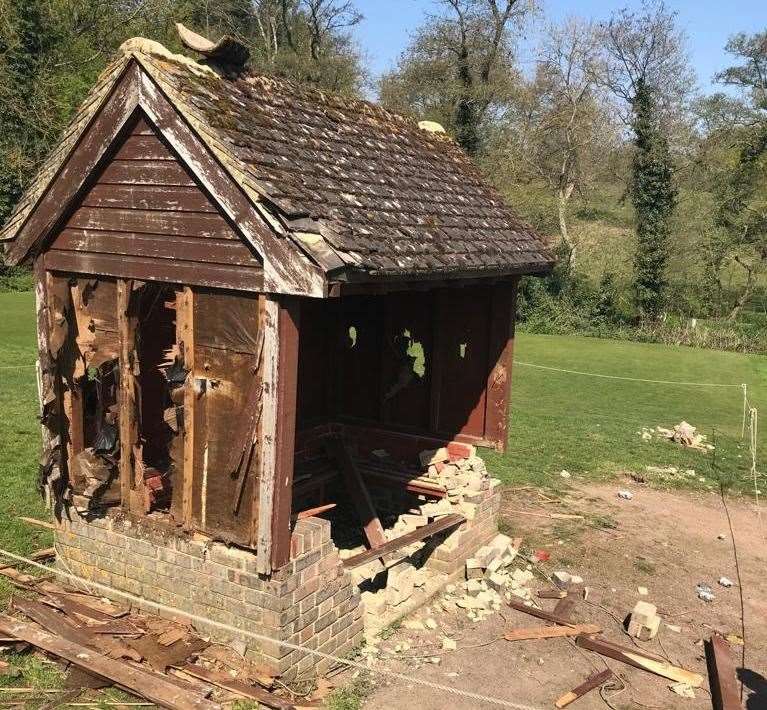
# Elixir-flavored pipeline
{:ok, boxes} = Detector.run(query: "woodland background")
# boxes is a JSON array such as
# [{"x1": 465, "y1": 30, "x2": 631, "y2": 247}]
[{"x1": 1, "y1": 0, "x2": 765, "y2": 353}]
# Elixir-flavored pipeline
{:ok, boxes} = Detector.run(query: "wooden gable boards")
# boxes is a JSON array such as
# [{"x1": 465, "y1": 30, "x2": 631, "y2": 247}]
[{"x1": 5, "y1": 57, "x2": 325, "y2": 298}]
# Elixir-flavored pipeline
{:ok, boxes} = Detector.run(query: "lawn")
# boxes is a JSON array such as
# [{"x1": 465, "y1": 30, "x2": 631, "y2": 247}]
[{"x1": 0, "y1": 289, "x2": 765, "y2": 571}]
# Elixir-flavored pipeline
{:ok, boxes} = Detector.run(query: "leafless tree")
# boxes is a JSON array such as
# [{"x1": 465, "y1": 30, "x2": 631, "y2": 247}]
[{"x1": 599, "y1": 0, "x2": 693, "y2": 122}]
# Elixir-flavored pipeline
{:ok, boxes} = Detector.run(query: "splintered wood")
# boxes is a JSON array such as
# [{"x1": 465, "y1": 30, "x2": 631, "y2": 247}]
[{"x1": 0, "y1": 574, "x2": 295, "y2": 710}]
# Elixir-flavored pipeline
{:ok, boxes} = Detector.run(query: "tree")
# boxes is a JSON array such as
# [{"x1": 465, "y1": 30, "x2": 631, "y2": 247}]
[
  {"x1": 704, "y1": 31, "x2": 767, "y2": 320},
  {"x1": 0, "y1": 0, "x2": 365, "y2": 230},
  {"x1": 379, "y1": 0, "x2": 535, "y2": 156},
  {"x1": 600, "y1": 0, "x2": 691, "y2": 318},
  {"x1": 496, "y1": 17, "x2": 614, "y2": 262},
  {"x1": 630, "y1": 79, "x2": 677, "y2": 319}
]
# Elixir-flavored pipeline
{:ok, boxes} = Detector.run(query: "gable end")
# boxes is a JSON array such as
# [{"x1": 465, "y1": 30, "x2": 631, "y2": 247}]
[{"x1": 45, "y1": 112, "x2": 264, "y2": 292}]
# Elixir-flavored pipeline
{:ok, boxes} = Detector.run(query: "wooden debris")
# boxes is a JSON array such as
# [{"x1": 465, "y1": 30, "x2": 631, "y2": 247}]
[
  {"x1": 64, "y1": 666, "x2": 112, "y2": 690},
  {"x1": 576, "y1": 635, "x2": 704, "y2": 687},
  {"x1": 30, "y1": 548, "x2": 56, "y2": 562},
  {"x1": 177, "y1": 664, "x2": 295, "y2": 710},
  {"x1": 157, "y1": 626, "x2": 187, "y2": 647},
  {"x1": 0, "y1": 614, "x2": 220, "y2": 710},
  {"x1": 552, "y1": 595, "x2": 577, "y2": 622},
  {"x1": 537, "y1": 588, "x2": 567, "y2": 599},
  {"x1": 555, "y1": 669, "x2": 613, "y2": 708},
  {"x1": 504, "y1": 624, "x2": 601, "y2": 641},
  {"x1": 705, "y1": 634, "x2": 741, "y2": 710},
  {"x1": 324, "y1": 437, "x2": 386, "y2": 550},
  {"x1": 342, "y1": 513, "x2": 465, "y2": 569},
  {"x1": 294, "y1": 503, "x2": 337, "y2": 521},
  {"x1": 18, "y1": 516, "x2": 56, "y2": 530},
  {"x1": 127, "y1": 634, "x2": 208, "y2": 672},
  {"x1": 0, "y1": 567, "x2": 38, "y2": 586},
  {"x1": 506, "y1": 598, "x2": 575, "y2": 627}
]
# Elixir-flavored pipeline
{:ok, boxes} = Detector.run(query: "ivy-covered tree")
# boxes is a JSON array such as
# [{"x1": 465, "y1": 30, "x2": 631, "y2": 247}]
[{"x1": 630, "y1": 79, "x2": 677, "y2": 320}]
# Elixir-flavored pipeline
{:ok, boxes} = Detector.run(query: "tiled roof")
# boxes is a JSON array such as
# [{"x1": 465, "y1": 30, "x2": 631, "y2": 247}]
[{"x1": 2, "y1": 41, "x2": 553, "y2": 280}]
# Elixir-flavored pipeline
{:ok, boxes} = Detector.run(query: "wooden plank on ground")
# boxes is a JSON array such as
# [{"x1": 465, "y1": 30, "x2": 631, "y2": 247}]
[
  {"x1": 555, "y1": 669, "x2": 613, "y2": 708},
  {"x1": 177, "y1": 664, "x2": 295, "y2": 710},
  {"x1": 705, "y1": 634, "x2": 741, "y2": 710},
  {"x1": 342, "y1": 513, "x2": 465, "y2": 569},
  {"x1": 504, "y1": 624, "x2": 601, "y2": 641},
  {"x1": 324, "y1": 436, "x2": 386, "y2": 550},
  {"x1": 506, "y1": 598, "x2": 576, "y2": 627},
  {"x1": 0, "y1": 614, "x2": 219, "y2": 710},
  {"x1": 576, "y1": 635, "x2": 704, "y2": 687}
]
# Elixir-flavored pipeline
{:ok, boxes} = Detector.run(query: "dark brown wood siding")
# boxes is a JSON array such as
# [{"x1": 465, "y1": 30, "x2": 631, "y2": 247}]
[{"x1": 46, "y1": 113, "x2": 263, "y2": 291}]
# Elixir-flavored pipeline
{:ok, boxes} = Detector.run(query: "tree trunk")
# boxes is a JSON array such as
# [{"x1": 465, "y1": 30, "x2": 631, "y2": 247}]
[
  {"x1": 727, "y1": 258, "x2": 755, "y2": 321},
  {"x1": 557, "y1": 184, "x2": 576, "y2": 265}
]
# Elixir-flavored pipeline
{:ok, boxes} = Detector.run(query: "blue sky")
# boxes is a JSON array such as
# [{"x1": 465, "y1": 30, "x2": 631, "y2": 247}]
[{"x1": 353, "y1": 0, "x2": 764, "y2": 93}]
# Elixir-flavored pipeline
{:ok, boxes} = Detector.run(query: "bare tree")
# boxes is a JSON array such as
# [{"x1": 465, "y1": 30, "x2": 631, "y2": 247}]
[
  {"x1": 496, "y1": 18, "x2": 615, "y2": 260},
  {"x1": 600, "y1": 0, "x2": 693, "y2": 122},
  {"x1": 380, "y1": 0, "x2": 535, "y2": 155}
]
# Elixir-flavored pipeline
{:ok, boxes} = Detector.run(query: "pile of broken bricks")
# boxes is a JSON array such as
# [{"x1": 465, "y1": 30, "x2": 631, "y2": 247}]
[{"x1": 351, "y1": 442, "x2": 501, "y2": 626}]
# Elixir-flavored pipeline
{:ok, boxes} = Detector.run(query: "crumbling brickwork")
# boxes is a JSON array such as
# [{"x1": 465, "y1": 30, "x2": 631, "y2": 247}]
[{"x1": 55, "y1": 514, "x2": 363, "y2": 680}]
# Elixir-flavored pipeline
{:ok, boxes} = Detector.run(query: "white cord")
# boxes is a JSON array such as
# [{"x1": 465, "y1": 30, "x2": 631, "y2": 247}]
[{"x1": 0, "y1": 547, "x2": 542, "y2": 710}]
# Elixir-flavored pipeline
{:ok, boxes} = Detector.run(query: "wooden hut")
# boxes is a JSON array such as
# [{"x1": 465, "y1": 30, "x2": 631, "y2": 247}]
[{"x1": 1, "y1": 31, "x2": 552, "y2": 670}]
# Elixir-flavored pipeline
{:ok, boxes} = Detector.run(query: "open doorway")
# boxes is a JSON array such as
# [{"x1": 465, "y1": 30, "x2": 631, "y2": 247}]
[{"x1": 134, "y1": 283, "x2": 180, "y2": 513}]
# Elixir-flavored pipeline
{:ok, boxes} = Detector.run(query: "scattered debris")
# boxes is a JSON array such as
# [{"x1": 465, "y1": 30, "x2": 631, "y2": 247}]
[
  {"x1": 618, "y1": 490, "x2": 634, "y2": 500},
  {"x1": 628, "y1": 601, "x2": 660, "y2": 641},
  {"x1": 576, "y1": 635, "x2": 704, "y2": 687},
  {"x1": 559, "y1": 470, "x2": 571, "y2": 479},
  {"x1": 718, "y1": 577, "x2": 733, "y2": 588},
  {"x1": 504, "y1": 624, "x2": 601, "y2": 641},
  {"x1": 696, "y1": 584, "x2": 715, "y2": 602},
  {"x1": 555, "y1": 669, "x2": 613, "y2": 708},
  {"x1": 669, "y1": 682, "x2": 696, "y2": 698},
  {"x1": 705, "y1": 635, "x2": 741, "y2": 710},
  {"x1": 656, "y1": 421, "x2": 714, "y2": 451},
  {"x1": 637, "y1": 586, "x2": 648, "y2": 596}
]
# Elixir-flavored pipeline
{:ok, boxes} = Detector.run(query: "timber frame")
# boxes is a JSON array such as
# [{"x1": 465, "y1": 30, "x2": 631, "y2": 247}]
[{"x1": 6, "y1": 36, "x2": 553, "y2": 577}]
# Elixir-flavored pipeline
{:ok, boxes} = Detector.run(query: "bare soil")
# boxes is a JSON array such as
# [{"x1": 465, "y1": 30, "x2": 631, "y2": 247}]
[{"x1": 353, "y1": 480, "x2": 767, "y2": 709}]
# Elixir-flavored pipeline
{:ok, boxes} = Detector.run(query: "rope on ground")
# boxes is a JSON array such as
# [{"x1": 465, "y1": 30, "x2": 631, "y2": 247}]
[
  {"x1": 0, "y1": 547, "x2": 543, "y2": 710},
  {"x1": 515, "y1": 361, "x2": 744, "y2": 388}
]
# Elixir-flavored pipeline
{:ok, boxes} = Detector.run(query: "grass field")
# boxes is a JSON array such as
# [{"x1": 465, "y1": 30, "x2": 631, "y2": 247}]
[
  {"x1": 0, "y1": 289, "x2": 765, "y2": 563},
  {"x1": 0, "y1": 289, "x2": 764, "y2": 704}
]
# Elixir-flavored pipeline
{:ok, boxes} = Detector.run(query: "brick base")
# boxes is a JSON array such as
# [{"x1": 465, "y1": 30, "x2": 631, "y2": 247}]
[
  {"x1": 55, "y1": 513, "x2": 363, "y2": 680},
  {"x1": 424, "y1": 481, "x2": 502, "y2": 574}
]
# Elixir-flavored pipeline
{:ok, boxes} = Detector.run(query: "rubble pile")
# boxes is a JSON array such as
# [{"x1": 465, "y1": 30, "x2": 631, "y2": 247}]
[
  {"x1": 353, "y1": 442, "x2": 502, "y2": 627},
  {"x1": 638, "y1": 421, "x2": 714, "y2": 451}
]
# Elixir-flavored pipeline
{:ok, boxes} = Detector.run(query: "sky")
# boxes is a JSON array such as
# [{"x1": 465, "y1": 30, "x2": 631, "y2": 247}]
[{"x1": 353, "y1": 0, "x2": 764, "y2": 93}]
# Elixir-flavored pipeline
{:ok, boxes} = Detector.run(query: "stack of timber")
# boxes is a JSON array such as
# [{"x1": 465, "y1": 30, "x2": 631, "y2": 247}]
[{"x1": 0, "y1": 570, "x2": 302, "y2": 709}]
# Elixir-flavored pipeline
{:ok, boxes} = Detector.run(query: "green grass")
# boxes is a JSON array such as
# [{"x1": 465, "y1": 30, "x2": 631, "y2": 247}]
[
  {"x1": 0, "y1": 291, "x2": 765, "y2": 587},
  {"x1": 485, "y1": 333, "x2": 766, "y2": 494},
  {"x1": 0, "y1": 291, "x2": 52, "y2": 603}
]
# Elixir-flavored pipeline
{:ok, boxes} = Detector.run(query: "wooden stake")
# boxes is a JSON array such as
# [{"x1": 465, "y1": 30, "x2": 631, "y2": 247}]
[
  {"x1": 504, "y1": 624, "x2": 601, "y2": 641},
  {"x1": 178, "y1": 286, "x2": 195, "y2": 528},
  {"x1": 555, "y1": 669, "x2": 613, "y2": 708},
  {"x1": 705, "y1": 634, "x2": 741, "y2": 710},
  {"x1": 576, "y1": 635, "x2": 704, "y2": 687}
]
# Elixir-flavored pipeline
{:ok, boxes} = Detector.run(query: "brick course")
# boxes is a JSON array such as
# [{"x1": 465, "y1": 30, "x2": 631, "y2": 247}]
[{"x1": 56, "y1": 513, "x2": 362, "y2": 680}]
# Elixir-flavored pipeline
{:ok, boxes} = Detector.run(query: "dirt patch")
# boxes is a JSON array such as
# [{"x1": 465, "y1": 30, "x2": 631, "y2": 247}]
[{"x1": 353, "y1": 481, "x2": 766, "y2": 709}]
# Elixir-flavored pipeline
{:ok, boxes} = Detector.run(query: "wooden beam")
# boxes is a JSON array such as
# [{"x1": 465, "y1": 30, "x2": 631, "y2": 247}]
[
  {"x1": 269, "y1": 297, "x2": 301, "y2": 570},
  {"x1": 506, "y1": 598, "x2": 576, "y2": 627},
  {"x1": 428, "y1": 289, "x2": 447, "y2": 432},
  {"x1": 342, "y1": 513, "x2": 465, "y2": 569},
  {"x1": 705, "y1": 634, "x2": 741, "y2": 710},
  {"x1": 484, "y1": 279, "x2": 517, "y2": 452},
  {"x1": 176, "y1": 664, "x2": 295, "y2": 710},
  {"x1": 117, "y1": 279, "x2": 139, "y2": 512},
  {"x1": 555, "y1": 669, "x2": 613, "y2": 708},
  {"x1": 576, "y1": 635, "x2": 704, "y2": 687},
  {"x1": 0, "y1": 614, "x2": 219, "y2": 710},
  {"x1": 177, "y1": 286, "x2": 196, "y2": 529},
  {"x1": 324, "y1": 436, "x2": 386, "y2": 550},
  {"x1": 504, "y1": 624, "x2": 601, "y2": 641},
  {"x1": 256, "y1": 296, "x2": 278, "y2": 573}
]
